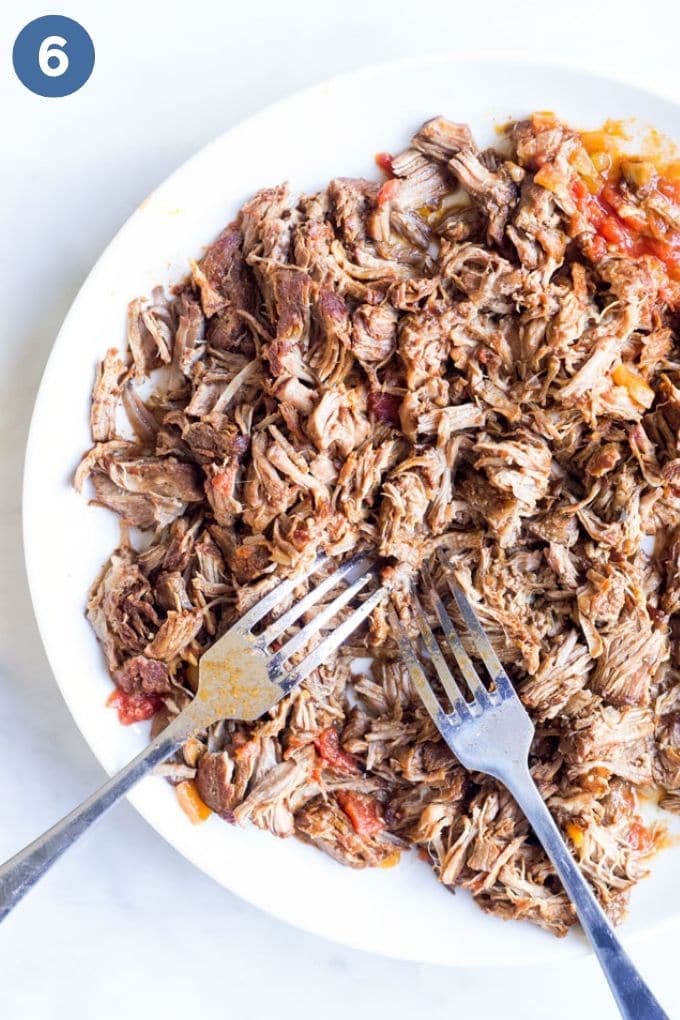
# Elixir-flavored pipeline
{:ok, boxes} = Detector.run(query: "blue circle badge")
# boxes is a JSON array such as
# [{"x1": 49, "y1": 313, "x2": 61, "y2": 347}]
[{"x1": 13, "y1": 16, "x2": 94, "y2": 97}]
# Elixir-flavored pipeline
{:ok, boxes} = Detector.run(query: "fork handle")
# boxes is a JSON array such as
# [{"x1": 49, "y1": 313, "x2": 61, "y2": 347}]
[
  {"x1": 0, "y1": 721, "x2": 185, "y2": 923},
  {"x1": 504, "y1": 768, "x2": 668, "y2": 1020}
]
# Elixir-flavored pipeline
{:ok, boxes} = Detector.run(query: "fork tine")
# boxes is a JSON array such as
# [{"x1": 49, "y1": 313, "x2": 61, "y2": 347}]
[
  {"x1": 389, "y1": 609, "x2": 453, "y2": 724},
  {"x1": 411, "y1": 591, "x2": 470, "y2": 715},
  {"x1": 277, "y1": 586, "x2": 388, "y2": 694},
  {"x1": 422, "y1": 569, "x2": 492, "y2": 706},
  {"x1": 270, "y1": 567, "x2": 375, "y2": 668},
  {"x1": 437, "y1": 550, "x2": 513, "y2": 697},
  {"x1": 260, "y1": 553, "x2": 374, "y2": 647},
  {"x1": 235, "y1": 553, "x2": 329, "y2": 632}
]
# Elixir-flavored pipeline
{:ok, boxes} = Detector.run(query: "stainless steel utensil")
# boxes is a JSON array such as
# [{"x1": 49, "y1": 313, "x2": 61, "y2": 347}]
[
  {"x1": 0, "y1": 552, "x2": 386, "y2": 922},
  {"x1": 392, "y1": 552, "x2": 668, "y2": 1020}
]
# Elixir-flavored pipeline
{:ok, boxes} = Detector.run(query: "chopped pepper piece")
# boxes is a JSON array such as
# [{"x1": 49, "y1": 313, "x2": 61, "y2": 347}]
[
  {"x1": 176, "y1": 780, "x2": 212, "y2": 824},
  {"x1": 612, "y1": 364, "x2": 655, "y2": 408}
]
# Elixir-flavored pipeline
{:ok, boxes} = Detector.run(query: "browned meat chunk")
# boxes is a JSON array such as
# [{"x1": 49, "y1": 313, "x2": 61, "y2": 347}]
[
  {"x1": 114, "y1": 655, "x2": 172, "y2": 695},
  {"x1": 196, "y1": 751, "x2": 235, "y2": 818}
]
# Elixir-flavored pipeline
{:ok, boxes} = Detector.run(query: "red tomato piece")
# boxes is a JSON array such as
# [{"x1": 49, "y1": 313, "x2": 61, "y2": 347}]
[
  {"x1": 375, "y1": 152, "x2": 394, "y2": 175},
  {"x1": 586, "y1": 197, "x2": 607, "y2": 230},
  {"x1": 600, "y1": 183, "x2": 624, "y2": 210},
  {"x1": 336, "y1": 790, "x2": 385, "y2": 836},
  {"x1": 315, "y1": 727, "x2": 359, "y2": 774},
  {"x1": 646, "y1": 238, "x2": 673, "y2": 261},
  {"x1": 571, "y1": 178, "x2": 588, "y2": 203},
  {"x1": 599, "y1": 215, "x2": 629, "y2": 246},
  {"x1": 107, "y1": 687, "x2": 161, "y2": 725},
  {"x1": 572, "y1": 161, "x2": 680, "y2": 282}
]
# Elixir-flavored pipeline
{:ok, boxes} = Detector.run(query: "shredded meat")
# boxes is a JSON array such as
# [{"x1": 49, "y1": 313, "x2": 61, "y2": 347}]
[{"x1": 79, "y1": 112, "x2": 680, "y2": 937}]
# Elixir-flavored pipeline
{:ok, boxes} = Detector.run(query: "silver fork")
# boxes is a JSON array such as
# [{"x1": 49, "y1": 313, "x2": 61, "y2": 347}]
[
  {"x1": 0, "y1": 552, "x2": 386, "y2": 922},
  {"x1": 392, "y1": 558, "x2": 668, "y2": 1020}
]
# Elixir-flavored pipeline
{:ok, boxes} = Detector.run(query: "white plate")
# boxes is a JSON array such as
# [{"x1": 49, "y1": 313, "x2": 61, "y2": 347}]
[{"x1": 23, "y1": 53, "x2": 680, "y2": 967}]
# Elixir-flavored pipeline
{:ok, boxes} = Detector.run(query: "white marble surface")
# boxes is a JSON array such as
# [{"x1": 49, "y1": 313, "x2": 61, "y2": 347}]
[{"x1": 1, "y1": 2, "x2": 680, "y2": 1016}]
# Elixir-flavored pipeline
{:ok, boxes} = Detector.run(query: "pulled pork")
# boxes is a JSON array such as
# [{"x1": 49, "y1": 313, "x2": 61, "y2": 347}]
[{"x1": 79, "y1": 112, "x2": 680, "y2": 937}]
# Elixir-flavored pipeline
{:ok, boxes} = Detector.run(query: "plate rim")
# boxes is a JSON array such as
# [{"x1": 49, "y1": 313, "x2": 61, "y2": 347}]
[{"x1": 22, "y1": 48, "x2": 680, "y2": 966}]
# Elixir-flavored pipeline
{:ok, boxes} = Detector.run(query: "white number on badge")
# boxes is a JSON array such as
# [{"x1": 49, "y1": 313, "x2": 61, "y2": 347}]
[{"x1": 38, "y1": 35, "x2": 69, "y2": 77}]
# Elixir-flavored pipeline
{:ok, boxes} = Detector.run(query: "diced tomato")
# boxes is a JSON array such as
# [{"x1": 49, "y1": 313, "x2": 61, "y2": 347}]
[
  {"x1": 107, "y1": 687, "x2": 161, "y2": 725},
  {"x1": 375, "y1": 152, "x2": 394, "y2": 175},
  {"x1": 628, "y1": 820, "x2": 653, "y2": 852},
  {"x1": 599, "y1": 215, "x2": 629, "y2": 247},
  {"x1": 586, "y1": 197, "x2": 607, "y2": 230},
  {"x1": 570, "y1": 158, "x2": 680, "y2": 281},
  {"x1": 336, "y1": 790, "x2": 385, "y2": 836},
  {"x1": 314, "y1": 727, "x2": 359, "y2": 774},
  {"x1": 600, "y1": 183, "x2": 625, "y2": 211},
  {"x1": 614, "y1": 206, "x2": 649, "y2": 234},
  {"x1": 597, "y1": 183, "x2": 645, "y2": 232},
  {"x1": 646, "y1": 238, "x2": 675, "y2": 263},
  {"x1": 571, "y1": 178, "x2": 589, "y2": 203},
  {"x1": 376, "y1": 178, "x2": 401, "y2": 207},
  {"x1": 571, "y1": 178, "x2": 607, "y2": 228}
]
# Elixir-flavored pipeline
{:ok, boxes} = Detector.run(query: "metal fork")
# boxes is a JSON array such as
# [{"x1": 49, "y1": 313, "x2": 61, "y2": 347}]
[
  {"x1": 0, "y1": 552, "x2": 386, "y2": 922},
  {"x1": 393, "y1": 557, "x2": 668, "y2": 1020}
]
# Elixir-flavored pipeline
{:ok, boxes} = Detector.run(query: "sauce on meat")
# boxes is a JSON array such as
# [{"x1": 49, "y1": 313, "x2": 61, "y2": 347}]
[{"x1": 573, "y1": 120, "x2": 680, "y2": 280}]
